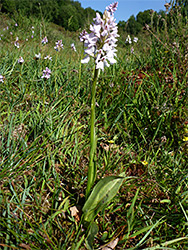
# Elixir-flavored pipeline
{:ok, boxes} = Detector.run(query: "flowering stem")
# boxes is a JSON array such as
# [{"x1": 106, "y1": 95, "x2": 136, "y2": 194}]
[{"x1": 86, "y1": 67, "x2": 100, "y2": 200}]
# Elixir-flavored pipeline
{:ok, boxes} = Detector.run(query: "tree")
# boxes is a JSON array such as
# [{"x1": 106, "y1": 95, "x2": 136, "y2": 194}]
[
  {"x1": 126, "y1": 15, "x2": 142, "y2": 35},
  {"x1": 136, "y1": 10, "x2": 151, "y2": 27}
]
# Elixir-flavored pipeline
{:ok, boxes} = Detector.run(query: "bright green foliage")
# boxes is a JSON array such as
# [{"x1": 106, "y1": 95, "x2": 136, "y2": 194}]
[
  {"x1": 1, "y1": 0, "x2": 96, "y2": 31},
  {"x1": 83, "y1": 174, "x2": 126, "y2": 223}
]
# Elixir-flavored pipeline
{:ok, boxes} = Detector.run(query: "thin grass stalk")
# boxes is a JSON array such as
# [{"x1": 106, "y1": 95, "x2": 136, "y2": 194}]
[{"x1": 85, "y1": 67, "x2": 100, "y2": 200}]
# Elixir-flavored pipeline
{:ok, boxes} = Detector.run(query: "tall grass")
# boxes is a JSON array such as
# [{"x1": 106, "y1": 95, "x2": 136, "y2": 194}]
[{"x1": 0, "y1": 5, "x2": 188, "y2": 249}]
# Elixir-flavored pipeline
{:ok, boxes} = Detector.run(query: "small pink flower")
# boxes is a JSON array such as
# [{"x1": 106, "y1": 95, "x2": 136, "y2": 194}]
[
  {"x1": 41, "y1": 36, "x2": 48, "y2": 44},
  {"x1": 34, "y1": 53, "x2": 41, "y2": 60},
  {"x1": 14, "y1": 37, "x2": 20, "y2": 48},
  {"x1": 71, "y1": 43, "x2": 76, "y2": 52},
  {"x1": 133, "y1": 37, "x2": 138, "y2": 43},
  {"x1": 54, "y1": 40, "x2": 63, "y2": 51},
  {"x1": 106, "y1": 2, "x2": 118, "y2": 14},
  {"x1": 0, "y1": 74, "x2": 4, "y2": 83},
  {"x1": 18, "y1": 56, "x2": 24, "y2": 64},
  {"x1": 44, "y1": 55, "x2": 52, "y2": 61},
  {"x1": 41, "y1": 67, "x2": 51, "y2": 79}
]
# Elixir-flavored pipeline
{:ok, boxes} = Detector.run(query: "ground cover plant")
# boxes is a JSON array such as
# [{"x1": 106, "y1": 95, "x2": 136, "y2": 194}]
[{"x1": 0, "y1": 1, "x2": 188, "y2": 249}]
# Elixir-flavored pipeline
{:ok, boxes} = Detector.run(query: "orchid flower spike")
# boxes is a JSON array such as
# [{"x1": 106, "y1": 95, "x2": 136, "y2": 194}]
[{"x1": 80, "y1": 2, "x2": 119, "y2": 71}]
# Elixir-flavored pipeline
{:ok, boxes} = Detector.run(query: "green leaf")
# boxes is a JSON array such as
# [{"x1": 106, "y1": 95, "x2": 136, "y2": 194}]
[
  {"x1": 85, "y1": 222, "x2": 98, "y2": 250},
  {"x1": 83, "y1": 173, "x2": 127, "y2": 223}
]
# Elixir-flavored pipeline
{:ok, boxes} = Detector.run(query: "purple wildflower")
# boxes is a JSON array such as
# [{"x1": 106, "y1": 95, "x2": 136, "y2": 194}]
[
  {"x1": 41, "y1": 67, "x2": 51, "y2": 79},
  {"x1": 15, "y1": 23, "x2": 18, "y2": 27},
  {"x1": 106, "y1": 2, "x2": 118, "y2": 15},
  {"x1": 71, "y1": 43, "x2": 76, "y2": 52},
  {"x1": 18, "y1": 56, "x2": 24, "y2": 64},
  {"x1": 0, "y1": 74, "x2": 4, "y2": 83},
  {"x1": 79, "y1": 29, "x2": 88, "y2": 42},
  {"x1": 14, "y1": 37, "x2": 20, "y2": 48},
  {"x1": 131, "y1": 47, "x2": 134, "y2": 54},
  {"x1": 34, "y1": 53, "x2": 41, "y2": 60},
  {"x1": 44, "y1": 55, "x2": 52, "y2": 61},
  {"x1": 54, "y1": 40, "x2": 64, "y2": 51},
  {"x1": 41, "y1": 36, "x2": 48, "y2": 44},
  {"x1": 125, "y1": 35, "x2": 132, "y2": 44},
  {"x1": 133, "y1": 37, "x2": 138, "y2": 43},
  {"x1": 80, "y1": 2, "x2": 119, "y2": 71}
]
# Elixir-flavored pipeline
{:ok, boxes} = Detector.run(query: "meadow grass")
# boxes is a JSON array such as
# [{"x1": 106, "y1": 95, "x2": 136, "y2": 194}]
[{"x1": 0, "y1": 10, "x2": 188, "y2": 250}]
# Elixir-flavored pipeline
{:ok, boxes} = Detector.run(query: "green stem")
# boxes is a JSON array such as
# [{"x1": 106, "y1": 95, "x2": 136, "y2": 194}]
[{"x1": 85, "y1": 67, "x2": 100, "y2": 200}]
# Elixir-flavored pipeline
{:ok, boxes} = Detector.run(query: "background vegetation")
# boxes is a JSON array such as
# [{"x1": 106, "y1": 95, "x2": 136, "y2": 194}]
[{"x1": 0, "y1": 0, "x2": 188, "y2": 249}]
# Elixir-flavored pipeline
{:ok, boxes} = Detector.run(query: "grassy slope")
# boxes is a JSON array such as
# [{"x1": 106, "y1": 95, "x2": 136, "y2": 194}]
[{"x1": 0, "y1": 12, "x2": 188, "y2": 249}]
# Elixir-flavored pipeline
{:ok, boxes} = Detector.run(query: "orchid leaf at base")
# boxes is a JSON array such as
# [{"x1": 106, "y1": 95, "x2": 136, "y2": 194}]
[{"x1": 83, "y1": 173, "x2": 128, "y2": 224}]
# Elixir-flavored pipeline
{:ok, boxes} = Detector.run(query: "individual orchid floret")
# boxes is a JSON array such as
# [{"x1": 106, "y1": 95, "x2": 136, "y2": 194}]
[
  {"x1": 14, "y1": 41, "x2": 20, "y2": 48},
  {"x1": 125, "y1": 35, "x2": 132, "y2": 44},
  {"x1": 106, "y1": 2, "x2": 118, "y2": 15},
  {"x1": 15, "y1": 23, "x2": 18, "y2": 27},
  {"x1": 34, "y1": 53, "x2": 41, "y2": 60},
  {"x1": 44, "y1": 55, "x2": 52, "y2": 61},
  {"x1": 80, "y1": 2, "x2": 119, "y2": 71},
  {"x1": 54, "y1": 40, "x2": 64, "y2": 51},
  {"x1": 41, "y1": 67, "x2": 51, "y2": 79},
  {"x1": 18, "y1": 56, "x2": 24, "y2": 64},
  {"x1": 14, "y1": 37, "x2": 20, "y2": 48},
  {"x1": 79, "y1": 29, "x2": 88, "y2": 42},
  {"x1": 41, "y1": 36, "x2": 48, "y2": 44},
  {"x1": 71, "y1": 43, "x2": 76, "y2": 52},
  {"x1": 131, "y1": 47, "x2": 134, "y2": 54},
  {"x1": 0, "y1": 74, "x2": 4, "y2": 83},
  {"x1": 133, "y1": 37, "x2": 138, "y2": 43}
]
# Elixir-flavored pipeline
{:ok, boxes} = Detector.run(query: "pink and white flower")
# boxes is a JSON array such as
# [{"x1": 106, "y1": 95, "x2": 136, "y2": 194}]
[
  {"x1": 41, "y1": 36, "x2": 48, "y2": 44},
  {"x1": 106, "y1": 2, "x2": 118, "y2": 15},
  {"x1": 125, "y1": 35, "x2": 132, "y2": 44},
  {"x1": 133, "y1": 37, "x2": 138, "y2": 43},
  {"x1": 14, "y1": 37, "x2": 20, "y2": 48},
  {"x1": 41, "y1": 67, "x2": 51, "y2": 79},
  {"x1": 54, "y1": 40, "x2": 64, "y2": 51},
  {"x1": 80, "y1": 2, "x2": 119, "y2": 71},
  {"x1": 44, "y1": 55, "x2": 52, "y2": 61},
  {"x1": 0, "y1": 74, "x2": 4, "y2": 83},
  {"x1": 71, "y1": 43, "x2": 76, "y2": 52},
  {"x1": 18, "y1": 56, "x2": 24, "y2": 64}
]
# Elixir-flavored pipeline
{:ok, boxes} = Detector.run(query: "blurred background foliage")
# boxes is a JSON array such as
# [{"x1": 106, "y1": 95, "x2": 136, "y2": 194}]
[{"x1": 0, "y1": 0, "x2": 188, "y2": 34}]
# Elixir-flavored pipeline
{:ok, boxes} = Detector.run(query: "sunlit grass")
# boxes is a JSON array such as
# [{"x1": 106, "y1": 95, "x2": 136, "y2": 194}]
[{"x1": 0, "y1": 9, "x2": 188, "y2": 250}]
